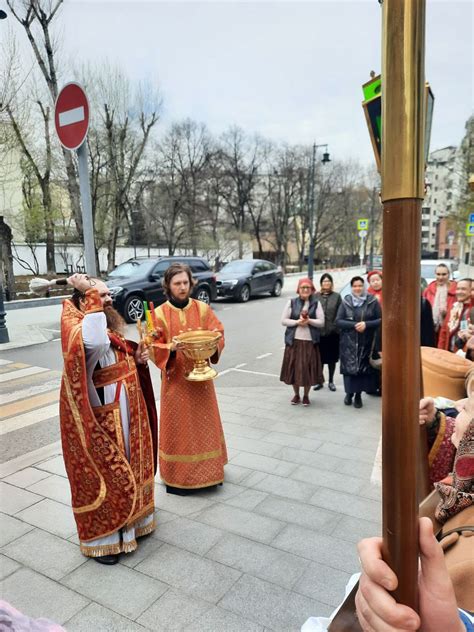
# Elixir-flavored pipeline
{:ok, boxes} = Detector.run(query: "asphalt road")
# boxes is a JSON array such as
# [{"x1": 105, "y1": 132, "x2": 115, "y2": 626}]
[{"x1": 1, "y1": 270, "x2": 361, "y2": 462}]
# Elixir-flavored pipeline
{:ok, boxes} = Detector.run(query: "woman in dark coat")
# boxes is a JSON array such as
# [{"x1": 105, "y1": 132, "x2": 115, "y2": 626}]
[
  {"x1": 314, "y1": 273, "x2": 341, "y2": 392},
  {"x1": 336, "y1": 276, "x2": 382, "y2": 409}
]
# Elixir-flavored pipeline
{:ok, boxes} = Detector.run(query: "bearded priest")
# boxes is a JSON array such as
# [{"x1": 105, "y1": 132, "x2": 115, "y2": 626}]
[{"x1": 59, "y1": 273, "x2": 157, "y2": 564}]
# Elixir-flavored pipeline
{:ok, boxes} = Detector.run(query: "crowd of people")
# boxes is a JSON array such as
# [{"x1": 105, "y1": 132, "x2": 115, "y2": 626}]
[
  {"x1": 280, "y1": 264, "x2": 474, "y2": 410},
  {"x1": 17, "y1": 261, "x2": 467, "y2": 631}
]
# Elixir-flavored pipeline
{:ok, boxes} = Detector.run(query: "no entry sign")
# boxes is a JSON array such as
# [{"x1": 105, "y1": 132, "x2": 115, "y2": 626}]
[{"x1": 54, "y1": 82, "x2": 89, "y2": 150}]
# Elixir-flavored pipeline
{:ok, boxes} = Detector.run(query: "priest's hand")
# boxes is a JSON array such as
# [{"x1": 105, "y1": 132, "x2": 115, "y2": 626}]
[
  {"x1": 67, "y1": 273, "x2": 95, "y2": 293},
  {"x1": 135, "y1": 340, "x2": 149, "y2": 365},
  {"x1": 355, "y1": 518, "x2": 464, "y2": 632}
]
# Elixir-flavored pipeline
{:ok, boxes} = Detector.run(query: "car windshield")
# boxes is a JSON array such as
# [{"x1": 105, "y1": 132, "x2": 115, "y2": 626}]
[
  {"x1": 108, "y1": 260, "x2": 154, "y2": 278},
  {"x1": 220, "y1": 261, "x2": 254, "y2": 274},
  {"x1": 421, "y1": 263, "x2": 444, "y2": 279}
]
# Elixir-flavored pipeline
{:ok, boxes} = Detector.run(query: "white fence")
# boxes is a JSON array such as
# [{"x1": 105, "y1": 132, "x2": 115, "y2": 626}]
[{"x1": 11, "y1": 241, "x2": 253, "y2": 276}]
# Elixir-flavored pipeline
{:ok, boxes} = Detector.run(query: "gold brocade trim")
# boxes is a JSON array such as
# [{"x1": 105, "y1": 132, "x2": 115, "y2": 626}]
[
  {"x1": 63, "y1": 376, "x2": 107, "y2": 515},
  {"x1": 122, "y1": 539, "x2": 138, "y2": 554},
  {"x1": 429, "y1": 412, "x2": 447, "y2": 468},
  {"x1": 196, "y1": 299, "x2": 208, "y2": 328},
  {"x1": 135, "y1": 519, "x2": 156, "y2": 538},
  {"x1": 114, "y1": 406, "x2": 125, "y2": 454},
  {"x1": 80, "y1": 542, "x2": 122, "y2": 557},
  {"x1": 159, "y1": 447, "x2": 223, "y2": 463},
  {"x1": 161, "y1": 477, "x2": 224, "y2": 489},
  {"x1": 93, "y1": 361, "x2": 134, "y2": 388}
]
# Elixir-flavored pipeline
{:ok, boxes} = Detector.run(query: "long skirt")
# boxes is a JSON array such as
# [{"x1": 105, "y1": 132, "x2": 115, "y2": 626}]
[
  {"x1": 343, "y1": 373, "x2": 378, "y2": 395},
  {"x1": 319, "y1": 333, "x2": 340, "y2": 365},
  {"x1": 280, "y1": 340, "x2": 323, "y2": 387}
]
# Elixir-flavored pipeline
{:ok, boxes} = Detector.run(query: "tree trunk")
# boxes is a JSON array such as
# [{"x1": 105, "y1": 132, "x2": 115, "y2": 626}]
[{"x1": 42, "y1": 184, "x2": 56, "y2": 273}]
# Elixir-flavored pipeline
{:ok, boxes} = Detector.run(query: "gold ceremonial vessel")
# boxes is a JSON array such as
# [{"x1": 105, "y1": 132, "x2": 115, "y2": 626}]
[{"x1": 175, "y1": 330, "x2": 222, "y2": 381}]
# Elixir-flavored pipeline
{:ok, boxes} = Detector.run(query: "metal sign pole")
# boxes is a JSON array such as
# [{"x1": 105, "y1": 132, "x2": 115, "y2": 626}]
[{"x1": 76, "y1": 141, "x2": 97, "y2": 277}]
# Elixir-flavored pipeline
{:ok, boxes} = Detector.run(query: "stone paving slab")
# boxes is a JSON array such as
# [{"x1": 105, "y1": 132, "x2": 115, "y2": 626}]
[{"x1": 0, "y1": 383, "x2": 382, "y2": 630}]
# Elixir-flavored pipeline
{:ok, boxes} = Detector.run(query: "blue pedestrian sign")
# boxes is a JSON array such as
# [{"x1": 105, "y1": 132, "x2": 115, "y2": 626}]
[
  {"x1": 469, "y1": 213, "x2": 474, "y2": 223},
  {"x1": 357, "y1": 218, "x2": 369, "y2": 230}
]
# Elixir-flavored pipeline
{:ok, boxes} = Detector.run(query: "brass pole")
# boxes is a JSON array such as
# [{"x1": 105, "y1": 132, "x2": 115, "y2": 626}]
[{"x1": 381, "y1": 0, "x2": 426, "y2": 611}]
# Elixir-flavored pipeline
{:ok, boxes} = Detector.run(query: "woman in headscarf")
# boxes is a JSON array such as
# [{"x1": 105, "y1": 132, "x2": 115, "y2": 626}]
[
  {"x1": 280, "y1": 278, "x2": 325, "y2": 406},
  {"x1": 367, "y1": 270, "x2": 383, "y2": 305},
  {"x1": 336, "y1": 276, "x2": 382, "y2": 408},
  {"x1": 314, "y1": 273, "x2": 342, "y2": 392}
]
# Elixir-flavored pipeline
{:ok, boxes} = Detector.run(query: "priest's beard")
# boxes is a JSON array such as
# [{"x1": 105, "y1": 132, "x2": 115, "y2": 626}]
[{"x1": 104, "y1": 305, "x2": 126, "y2": 334}]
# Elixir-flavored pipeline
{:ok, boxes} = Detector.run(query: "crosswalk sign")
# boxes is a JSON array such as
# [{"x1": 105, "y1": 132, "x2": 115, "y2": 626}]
[
  {"x1": 466, "y1": 223, "x2": 474, "y2": 237},
  {"x1": 357, "y1": 219, "x2": 369, "y2": 230}
]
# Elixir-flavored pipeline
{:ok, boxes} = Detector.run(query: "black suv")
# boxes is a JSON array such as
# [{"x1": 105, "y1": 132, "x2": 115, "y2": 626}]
[{"x1": 106, "y1": 256, "x2": 217, "y2": 322}]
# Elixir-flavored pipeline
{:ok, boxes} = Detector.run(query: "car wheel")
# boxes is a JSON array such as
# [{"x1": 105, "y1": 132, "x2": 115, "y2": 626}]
[
  {"x1": 124, "y1": 295, "x2": 144, "y2": 323},
  {"x1": 271, "y1": 280, "x2": 282, "y2": 297},
  {"x1": 196, "y1": 286, "x2": 211, "y2": 304},
  {"x1": 239, "y1": 284, "x2": 250, "y2": 303}
]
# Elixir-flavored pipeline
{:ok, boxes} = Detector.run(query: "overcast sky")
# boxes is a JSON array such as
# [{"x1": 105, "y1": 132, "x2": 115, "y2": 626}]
[{"x1": 23, "y1": 1, "x2": 474, "y2": 164}]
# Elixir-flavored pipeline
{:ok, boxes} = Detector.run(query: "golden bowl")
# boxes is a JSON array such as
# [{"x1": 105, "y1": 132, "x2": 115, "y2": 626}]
[{"x1": 174, "y1": 330, "x2": 222, "y2": 381}]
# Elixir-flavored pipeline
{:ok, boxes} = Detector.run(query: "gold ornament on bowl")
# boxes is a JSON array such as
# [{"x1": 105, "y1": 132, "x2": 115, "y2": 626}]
[{"x1": 174, "y1": 330, "x2": 222, "y2": 381}]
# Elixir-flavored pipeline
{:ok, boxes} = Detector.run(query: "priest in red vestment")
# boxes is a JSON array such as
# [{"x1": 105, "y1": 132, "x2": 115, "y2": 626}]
[
  {"x1": 60, "y1": 274, "x2": 157, "y2": 564},
  {"x1": 150, "y1": 263, "x2": 227, "y2": 494}
]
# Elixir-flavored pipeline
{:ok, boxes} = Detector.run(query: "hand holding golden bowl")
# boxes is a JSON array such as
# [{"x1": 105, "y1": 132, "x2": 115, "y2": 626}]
[{"x1": 174, "y1": 330, "x2": 222, "y2": 381}]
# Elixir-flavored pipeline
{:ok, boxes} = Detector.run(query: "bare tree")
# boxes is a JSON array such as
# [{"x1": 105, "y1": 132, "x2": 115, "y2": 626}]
[
  {"x1": 219, "y1": 126, "x2": 263, "y2": 258},
  {"x1": 6, "y1": 0, "x2": 83, "y2": 238}
]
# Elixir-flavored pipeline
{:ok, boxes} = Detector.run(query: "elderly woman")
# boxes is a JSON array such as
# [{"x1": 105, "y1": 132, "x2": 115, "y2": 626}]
[
  {"x1": 314, "y1": 273, "x2": 342, "y2": 392},
  {"x1": 336, "y1": 276, "x2": 381, "y2": 408},
  {"x1": 280, "y1": 278, "x2": 325, "y2": 406},
  {"x1": 367, "y1": 270, "x2": 383, "y2": 305}
]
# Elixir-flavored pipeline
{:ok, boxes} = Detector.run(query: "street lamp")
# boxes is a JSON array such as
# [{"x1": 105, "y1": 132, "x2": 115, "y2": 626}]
[
  {"x1": 307, "y1": 142, "x2": 330, "y2": 280},
  {"x1": 0, "y1": 9, "x2": 9, "y2": 344}
]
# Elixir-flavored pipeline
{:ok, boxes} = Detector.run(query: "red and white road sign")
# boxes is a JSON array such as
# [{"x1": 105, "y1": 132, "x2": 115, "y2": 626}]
[{"x1": 54, "y1": 82, "x2": 89, "y2": 150}]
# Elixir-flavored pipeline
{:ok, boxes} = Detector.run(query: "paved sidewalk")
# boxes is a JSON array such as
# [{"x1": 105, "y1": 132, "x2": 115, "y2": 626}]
[{"x1": 1, "y1": 380, "x2": 382, "y2": 631}]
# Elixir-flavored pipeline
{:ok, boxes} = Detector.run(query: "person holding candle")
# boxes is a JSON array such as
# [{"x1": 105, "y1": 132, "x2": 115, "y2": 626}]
[
  {"x1": 149, "y1": 263, "x2": 227, "y2": 494},
  {"x1": 59, "y1": 274, "x2": 158, "y2": 564}
]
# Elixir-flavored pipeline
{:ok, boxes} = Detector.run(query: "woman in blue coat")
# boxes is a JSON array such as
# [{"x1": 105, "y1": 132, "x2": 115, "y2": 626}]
[{"x1": 336, "y1": 276, "x2": 382, "y2": 409}]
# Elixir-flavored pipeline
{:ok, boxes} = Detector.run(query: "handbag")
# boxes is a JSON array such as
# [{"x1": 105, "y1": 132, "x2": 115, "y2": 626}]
[{"x1": 369, "y1": 335, "x2": 382, "y2": 370}]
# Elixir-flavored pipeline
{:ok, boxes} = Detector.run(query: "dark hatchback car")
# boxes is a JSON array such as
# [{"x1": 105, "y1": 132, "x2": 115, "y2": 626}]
[
  {"x1": 216, "y1": 259, "x2": 284, "y2": 302},
  {"x1": 106, "y1": 256, "x2": 217, "y2": 322}
]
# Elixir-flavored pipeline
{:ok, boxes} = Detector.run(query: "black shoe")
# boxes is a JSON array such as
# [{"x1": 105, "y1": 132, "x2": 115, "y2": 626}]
[
  {"x1": 94, "y1": 554, "x2": 119, "y2": 565},
  {"x1": 166, "y1": 485, "x2": 191, "y2": 496},
  {"x1": 344, "y1": 394, "x2": 353, "y2": 406},
  {"x1": 354, "y1": 394, "x2": 363, "y2": 408},
  {"x1": 328, "y1": 383, "x2": 336, "y2": 392},
  {"x1": 313, "y1": 384, "x2": 323, "y2": 391}
]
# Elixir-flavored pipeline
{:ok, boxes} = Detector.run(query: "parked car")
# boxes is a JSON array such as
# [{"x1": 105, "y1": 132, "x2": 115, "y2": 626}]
[
  {"x1": 216, "y1": 259, "x2": 284, "y2": 302},
  {"x1": 420, "y1": 259, "x2": 459, "y2": 284},
  {"x1": 365, "y1": 254, "x2": 383, "y2": 272},
  {"x1": 106, "y1": 256, "x2": 217, "y2": 322}
]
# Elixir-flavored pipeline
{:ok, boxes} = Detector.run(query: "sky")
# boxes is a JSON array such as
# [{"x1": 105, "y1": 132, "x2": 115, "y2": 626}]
[{"x1": 10, "y1": 0, "x2": 474, "y2": 165}]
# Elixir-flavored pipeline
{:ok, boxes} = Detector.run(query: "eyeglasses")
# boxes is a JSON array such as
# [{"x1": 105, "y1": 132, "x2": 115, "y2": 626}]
[{"x1": 299, "y1": 286, "x2": 312, "y2": 290}]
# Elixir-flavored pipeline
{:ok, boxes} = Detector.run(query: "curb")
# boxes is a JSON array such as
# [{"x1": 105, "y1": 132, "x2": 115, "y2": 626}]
[{"x1": 5, "y1": 295, "x2": 68, "y2": 311}]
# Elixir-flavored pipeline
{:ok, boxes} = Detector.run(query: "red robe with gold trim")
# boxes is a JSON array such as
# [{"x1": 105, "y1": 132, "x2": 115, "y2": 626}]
[
  {"x1": 59, "y1": 290, "x2": 157, "y2": 542},
  {"x1": 151, "y1": 299, "x2": 227, "y2": 489}
]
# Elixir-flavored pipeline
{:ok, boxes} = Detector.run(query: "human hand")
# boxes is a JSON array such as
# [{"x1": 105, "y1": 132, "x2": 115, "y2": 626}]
[
  {"x1": 135, "y1": 340, "x2": 149, "y2": 365},
  {"x1": 466, "y1": 336, "x2": 474, "y2": 351},
  {"x1": 67, "y1": 273, "x2": 95, "y2": 293},
  {"x1": 356, "y1": 518, "x2": 463, "y2": 632},
  {"x1": 458, "y1": 329, "x2": 470, "y2": 342},
  {"x1": 170, "y1": 337, "x2": 181, "y2": 352},
  {"x1": 297, "y1": 318, "x2": 309, "y2": 327},
  {"x1": 355, "y1": 321, "x2": 366, "y2": 332},
  {"x1": 419, "y1": 397, "x2": 436, "y2": 426}
]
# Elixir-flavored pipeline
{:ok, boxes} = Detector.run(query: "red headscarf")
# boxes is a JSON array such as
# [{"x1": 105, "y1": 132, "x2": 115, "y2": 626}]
[
  {"x1": 296, "y1": 278, "x2": 316, "y2": 294},
  {"x1": 367, "y1": 270, "x2": 383, "y2": 306}
]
